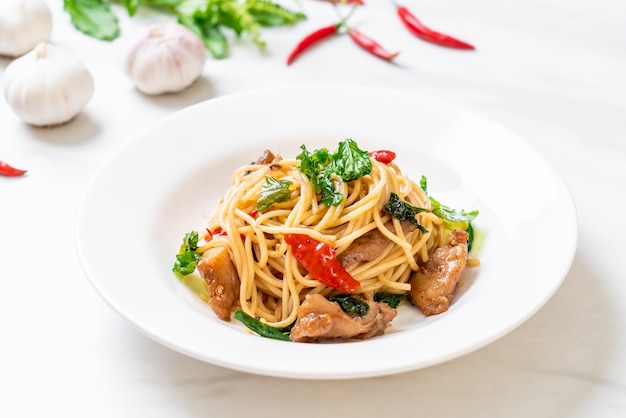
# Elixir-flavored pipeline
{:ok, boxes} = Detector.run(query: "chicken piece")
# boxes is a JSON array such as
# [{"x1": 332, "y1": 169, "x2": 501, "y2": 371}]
[
  {"x1": 197, "y1": 246, "x2": 240, "y2": 321},
  {"x1": 290, "y1": 293, "x2": 397, "y2": 342},
  {"x1": 338, "y1": 220, "x2": 416, "y2": 267},
  {"x1": 408, "y1": 229, "x2": 469, "y2": 316},
  {"x1": 255, "y1": 149, "x2": 275, "y2": 165}
]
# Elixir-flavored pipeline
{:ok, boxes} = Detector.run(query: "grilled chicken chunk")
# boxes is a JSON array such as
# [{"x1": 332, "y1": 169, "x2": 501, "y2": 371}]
[
  {"x1": 290, "y1": 293, "x2": 397, "y2": 342},
  {"x1": 255, "y1": 149, "x2": 275, "y2": 165},
  {"x1": 338, "y1": 220, "x2": 416, "y2": 267},
  {"x1": 197, "y1": 246, "x2": 240, "y2": 321},
  {"x1": 408, "y1": 229, "x2": 469, "y2": 316}
]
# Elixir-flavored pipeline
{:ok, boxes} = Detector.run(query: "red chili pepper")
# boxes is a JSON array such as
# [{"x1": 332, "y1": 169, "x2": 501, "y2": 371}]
[
  {"x1": 396, "y1": 6, "x2": 474, "y2": 50},
  {"x1": 284, "y1": 234, "x2": 360, "y2": 292},
  {"x1": 287, "y1": 23, "x2": 341, "y2": 65},
  {"x1": 0, "y1": 160, "x2": 27, "y2": 177},
  {"x1": 348, "y1": 29, "x2": 399, "y2": 61},
  {"x1": 369, "y1": 150, "x2": 396, "y2": 164}
]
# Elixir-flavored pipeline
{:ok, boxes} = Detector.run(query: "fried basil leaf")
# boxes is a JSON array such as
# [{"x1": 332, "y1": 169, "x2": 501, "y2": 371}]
[
  {"x1": 297, "y1": 138, "x2": 371, "y2": 207},
  {"x1": 374, "y1": 292, "x2": 412, "y2": 309},
  {"x1": 257, "y1": 176, "x2": 292, "y2": 212},
  {"x1": 420, "y1": 176, "x2": 479, "y2": 250},
  {"x1": 383, "y1": 192, "x2": 428, "y2": 233},
  {"x1": 173, "y1": 231, "x2": 202, "y2": 278},
  {"x1": 328, "y1": 295, "x2": 370, "y2": 316},
  {"x1": 234, "y1": 309, "x2": 292, "y2": 341}
]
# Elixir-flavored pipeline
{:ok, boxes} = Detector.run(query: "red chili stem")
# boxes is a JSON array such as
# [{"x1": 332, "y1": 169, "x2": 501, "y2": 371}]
[
  {"x1": 396, "y1": 6, "x2": 474, "y2": 50},
  {"x1": 0, "y1": 160, "x2": 27, "y2": 177},
  {"x1": 286, "y1": 23, "x2": 340, "y2": 65},
  {"x1": 349, "y1": 29, "x2": 399, "y2": 61}
]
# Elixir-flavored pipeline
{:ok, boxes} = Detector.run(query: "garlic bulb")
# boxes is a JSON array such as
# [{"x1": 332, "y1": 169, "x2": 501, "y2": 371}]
[
  {"x1": 125, "y1": 24, "x2": 206, "y2": 95},
  {"x1": 0, "y1": 0, "x2": 52, "y2": 57},
  {"x1": 2, "y1": 42, "x2": 94, "y2": 127}
]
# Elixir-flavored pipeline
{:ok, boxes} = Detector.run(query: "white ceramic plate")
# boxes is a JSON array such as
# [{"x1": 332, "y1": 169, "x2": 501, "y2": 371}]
[{"x1": 76, "y1": 85, "x2": 577, "y2": 379}]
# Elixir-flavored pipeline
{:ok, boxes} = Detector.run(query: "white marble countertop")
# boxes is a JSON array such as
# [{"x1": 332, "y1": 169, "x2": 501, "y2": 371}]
[{"x1": 1, "y1": 0, "x2": 625, "y2": 416}]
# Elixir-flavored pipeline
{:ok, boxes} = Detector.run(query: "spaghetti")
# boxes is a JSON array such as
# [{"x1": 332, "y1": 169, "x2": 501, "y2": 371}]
[{"x1": 191, "y1": 139, "x2": 456, "y2": 329}]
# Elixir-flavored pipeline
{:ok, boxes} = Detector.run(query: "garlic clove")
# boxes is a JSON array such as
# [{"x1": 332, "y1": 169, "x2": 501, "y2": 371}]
[
  {"x1": 0, "y1": 0, "x2": 52, "y2": 57},
  {"x1": 125, "y1": 24, "x2": 206, "y2": 95},
  {"x1": 2, "y1": 42, "x2": 94, "y2": 127}
]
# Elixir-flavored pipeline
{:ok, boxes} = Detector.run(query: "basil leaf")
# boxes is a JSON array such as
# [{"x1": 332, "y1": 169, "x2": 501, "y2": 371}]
[
  {"x1": 64, "y1": 0, "x2": 120, "y2": 41},
  {"x1": 420, "y1": 175, "x2": 479, "y2": 250},
  {"x1": 328, "y1": 295, "x2": 370, "y2": 316},
  {"x1": 374, "y1": 292, "x2": 411, "y2": 309},
  {"x1": 234, "y1": 309, "x2": 292, "y2": 341},
  {"x1": 332, "y1": 138, "x2": 372, "y2": 182},
  {"x1": 124, "y1": 0, "x2": 140, "y2": 16},
  {"x1": 296, "y1": 139, "x2": 371, "y2": 207},
  {"x1": 383, "y1": 192, "x2": 428, "y2": 233},
  {"x1": 257, "y1": 176, "x2": 292, "y2": 212},
  {"x1": 178, "y1": 13, "x2": 229, "y2": 59},
  {"x1": 173, "y1": 231, "x2": 202, "y2": 278}
]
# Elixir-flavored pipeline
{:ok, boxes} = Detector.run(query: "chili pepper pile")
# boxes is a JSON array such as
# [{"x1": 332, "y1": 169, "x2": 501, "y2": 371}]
[{"x1": 287, "y1": 0, "x2": 475, "y2": 65}]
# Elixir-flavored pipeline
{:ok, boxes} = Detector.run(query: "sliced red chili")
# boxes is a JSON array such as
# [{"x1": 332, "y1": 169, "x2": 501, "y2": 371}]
[
  {"x1": 284, "y1": 233, "x2": 360, "y2": 292},
  {"x1": 0, "y1": 160, "x2": 27, "y2": 177},
  {"x1": 287, "y1": 23, "x2": 341, "y2": 65},
  {"x1": 396, "y1": 6, "x2": 474, "y2": 50},
  {"x1": 369, "y1": 150, "x2": 396, "y2": 164},
  {"x1": 348, "y1": 29, "x2": 399, "y2": 61}
]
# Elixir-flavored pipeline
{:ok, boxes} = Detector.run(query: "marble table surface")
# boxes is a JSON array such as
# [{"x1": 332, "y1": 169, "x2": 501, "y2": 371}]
[{"x1": 1, "y1": 0, "x2": 625, "y2": 416}]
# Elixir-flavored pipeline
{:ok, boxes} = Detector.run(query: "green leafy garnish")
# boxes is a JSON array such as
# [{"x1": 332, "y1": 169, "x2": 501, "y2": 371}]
[
  {"x1": 246, "y1": 0, "x2": 306, "y2": 27},
  {"x1": 64, "y1": 0, "x2": 120, "y2": 41},
  {"x1": 374, "y1": 292, "x2": 412, "y2": 309},
  {"x1": 64, "y1": 0, "x2": 306, "y2": 58},
  {"x1": 420, "y1": 176, "x2": 479, "y2": 250},
  {"x1": 297, "y1": 138, "x2": 372, "y2": 207},
  {"x1": 328, "y1": 295, "x2": 370, "y2": 316},
  {"x1": 234, "y1": 309, "x2": 292, "y2": 341},
  {"x1": 383, "y1": 192, "x2": 429, "y2": 233},
  {"x1": 257, "y1": 176, "x2": 293, "y2": 212},
  {"x1": 173, "y1": 231, "x2": 202, "y2": 278}
]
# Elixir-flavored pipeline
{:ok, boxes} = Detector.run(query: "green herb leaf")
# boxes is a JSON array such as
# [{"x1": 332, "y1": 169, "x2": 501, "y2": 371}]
[
  {"x1": 374, "y1": 292, "x2": 412, "y2": 308},
  {"x1": 246, "y1": 0, "x2": 306, "y2": 27},
  {"x1": 420, "y1": 175, "x2": 479, "y2": 250},
  {"x1": 297, "y1": 139, "x2": 371, "y2": 207},
  {"x1": 64, "y1": 0, "x2": 120, "y2": 41},
  {"x1": 234, "y1": 309, "x2": 292, "y2": 341},
  {"x1": 383, "y1": 192, "x2": 428, "y2": 233},
  {"x1": 332, "y1": 138, "x2": 372, "y2": 182},
  {"x1": 257, "y1": 176, "x2": 293, "y2": 212},
  {"x1": 179, "y1": 13, "x2": 229, "y2": 59},
  {"x1": 327, "y1": 295, "x2": 370, "y2": 316},
  {"x1": 173, "y1": 231, "x2": 202, "y2": 278}
]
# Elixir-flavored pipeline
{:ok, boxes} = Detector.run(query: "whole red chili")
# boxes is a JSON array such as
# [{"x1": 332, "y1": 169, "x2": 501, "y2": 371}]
[
  {"x1": 287, "y1": 23, "x2": 341, "y2": 65},
  {"x1": 369, "y1": 150, "x2": 396, "y2": 164},
  {"x1": 0, "y1": 160, "x2": 27, "y2": 177},
  {"x1": 284, "y1": 233, "x2": 360, "y2": 292},
  {"x1": 396, "y1": 5, "x2": 475, "y2": 50},
  {"x1": 348, "y1": 29, "x2": 399, "y2": 61}
]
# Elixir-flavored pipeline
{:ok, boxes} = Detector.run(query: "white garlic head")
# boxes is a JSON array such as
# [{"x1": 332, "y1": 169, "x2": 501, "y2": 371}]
[
  {"x1": 0, "y1": 0, "x2": 52, "y2": 57},
  {"x1": 2, "y1": 42, "x2": 94, "y2": 127},
  {"x1": 125, "y1": 24, "x2": 206, "y2": 95}
]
